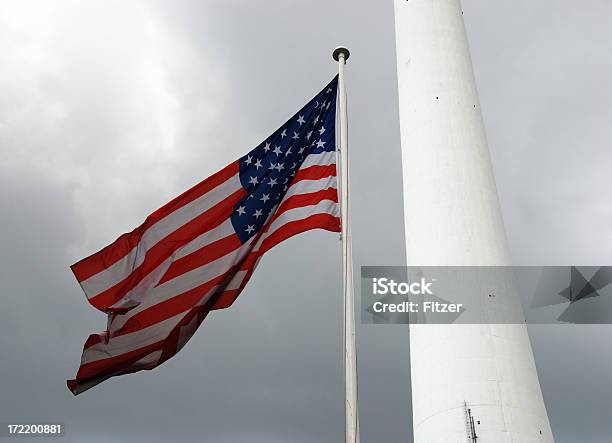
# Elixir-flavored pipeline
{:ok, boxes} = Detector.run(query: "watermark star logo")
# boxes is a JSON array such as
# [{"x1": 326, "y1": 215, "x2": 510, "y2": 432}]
[{"x1": 372, "y1": 277, "x2": 434, "y2": 295}]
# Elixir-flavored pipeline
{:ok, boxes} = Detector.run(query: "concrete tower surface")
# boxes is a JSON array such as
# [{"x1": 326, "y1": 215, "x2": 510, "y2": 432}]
[{"x1": 393, "y1": 0, "x2": 554, "y2": 441}]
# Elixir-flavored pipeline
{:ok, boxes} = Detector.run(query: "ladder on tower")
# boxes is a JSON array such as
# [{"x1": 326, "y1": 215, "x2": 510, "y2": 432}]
[{"x1": 464, "y1": 401, "x2": 478, "y2": 443}]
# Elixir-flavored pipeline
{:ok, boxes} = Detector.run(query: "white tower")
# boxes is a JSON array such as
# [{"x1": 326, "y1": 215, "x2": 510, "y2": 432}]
[{"x1": 393, "y1": 1, "x2": 554, "y2": 441}]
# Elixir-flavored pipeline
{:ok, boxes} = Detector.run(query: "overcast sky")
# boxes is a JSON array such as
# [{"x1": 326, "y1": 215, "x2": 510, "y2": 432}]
[{"x1": 1, "y1": 1, "x2": 611, "y2": 442}]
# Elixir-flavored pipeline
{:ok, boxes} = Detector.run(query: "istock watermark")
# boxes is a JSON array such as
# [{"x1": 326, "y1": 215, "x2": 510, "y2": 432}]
[
  {"x1": 361, "y1": 266, "x2": 612, "y2": 324},
  {"x1": 371, "y1": 277, "x2": 434, "y2": 295}
]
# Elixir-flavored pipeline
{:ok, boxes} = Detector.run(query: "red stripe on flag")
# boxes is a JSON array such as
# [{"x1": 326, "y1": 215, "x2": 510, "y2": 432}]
[
  {"x1": 273, "y1": 187, "x2": 338, "y2": 222},
  {"x1": 259, "y1": 213, "x2": 340, "y2": 255},
  {"x1": 208, "y1": 289, "x2": 241, "y2": 311},
  {"x1": 157, "y1": 234, "x2": 243, "y2": 285},
  {"x1": 73, "y1": 339, "x2": 165, "y2": 381},
  {"x1": 292, "y1": 164, "x2": 336, "y2": 184}
]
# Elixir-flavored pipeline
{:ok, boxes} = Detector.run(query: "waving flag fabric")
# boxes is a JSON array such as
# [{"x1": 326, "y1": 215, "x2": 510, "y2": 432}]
[{"x1": 68, "y1": 76, "x2": 340, "y2": 394}]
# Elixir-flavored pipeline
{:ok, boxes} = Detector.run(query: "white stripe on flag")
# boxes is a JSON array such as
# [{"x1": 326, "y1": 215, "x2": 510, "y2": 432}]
[
  {"x1": 286, "y1": 175, "x2": 337, "y2": 199},
  {"x1": 174, "y1": 219, "x2": 235, "y2": 260},
  {"x1": 254, "y1": 200, "x2": 340, "y2": 252},
  {"x1": 300, "y1": 150, "x2": 336, "y2": 169}
]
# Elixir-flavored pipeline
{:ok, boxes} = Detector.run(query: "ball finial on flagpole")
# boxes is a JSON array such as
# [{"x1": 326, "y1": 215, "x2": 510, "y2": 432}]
[{"x1": 332, "y1": 46, "x2": 350, "y2": 62}]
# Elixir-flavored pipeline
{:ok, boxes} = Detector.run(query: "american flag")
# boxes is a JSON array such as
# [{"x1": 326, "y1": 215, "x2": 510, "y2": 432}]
[{"x1": 68, "y1": 76, "x2": 341, "y2": 394}]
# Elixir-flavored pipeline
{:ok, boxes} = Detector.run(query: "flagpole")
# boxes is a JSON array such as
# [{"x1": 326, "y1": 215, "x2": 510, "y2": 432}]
[{"x1": 333, "y1": 46, "x2": 359, "y2": 443}]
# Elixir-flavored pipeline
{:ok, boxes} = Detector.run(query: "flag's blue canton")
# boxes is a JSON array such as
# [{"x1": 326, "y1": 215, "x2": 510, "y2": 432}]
[{"x1": 231, "y1": 76, "x2": 339, "y2": 243}]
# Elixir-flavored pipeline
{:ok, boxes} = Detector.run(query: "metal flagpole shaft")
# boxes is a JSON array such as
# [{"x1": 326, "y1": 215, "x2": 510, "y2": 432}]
[{"x1": 333, "y1": 46, "x2": 359, "y2": 443}]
